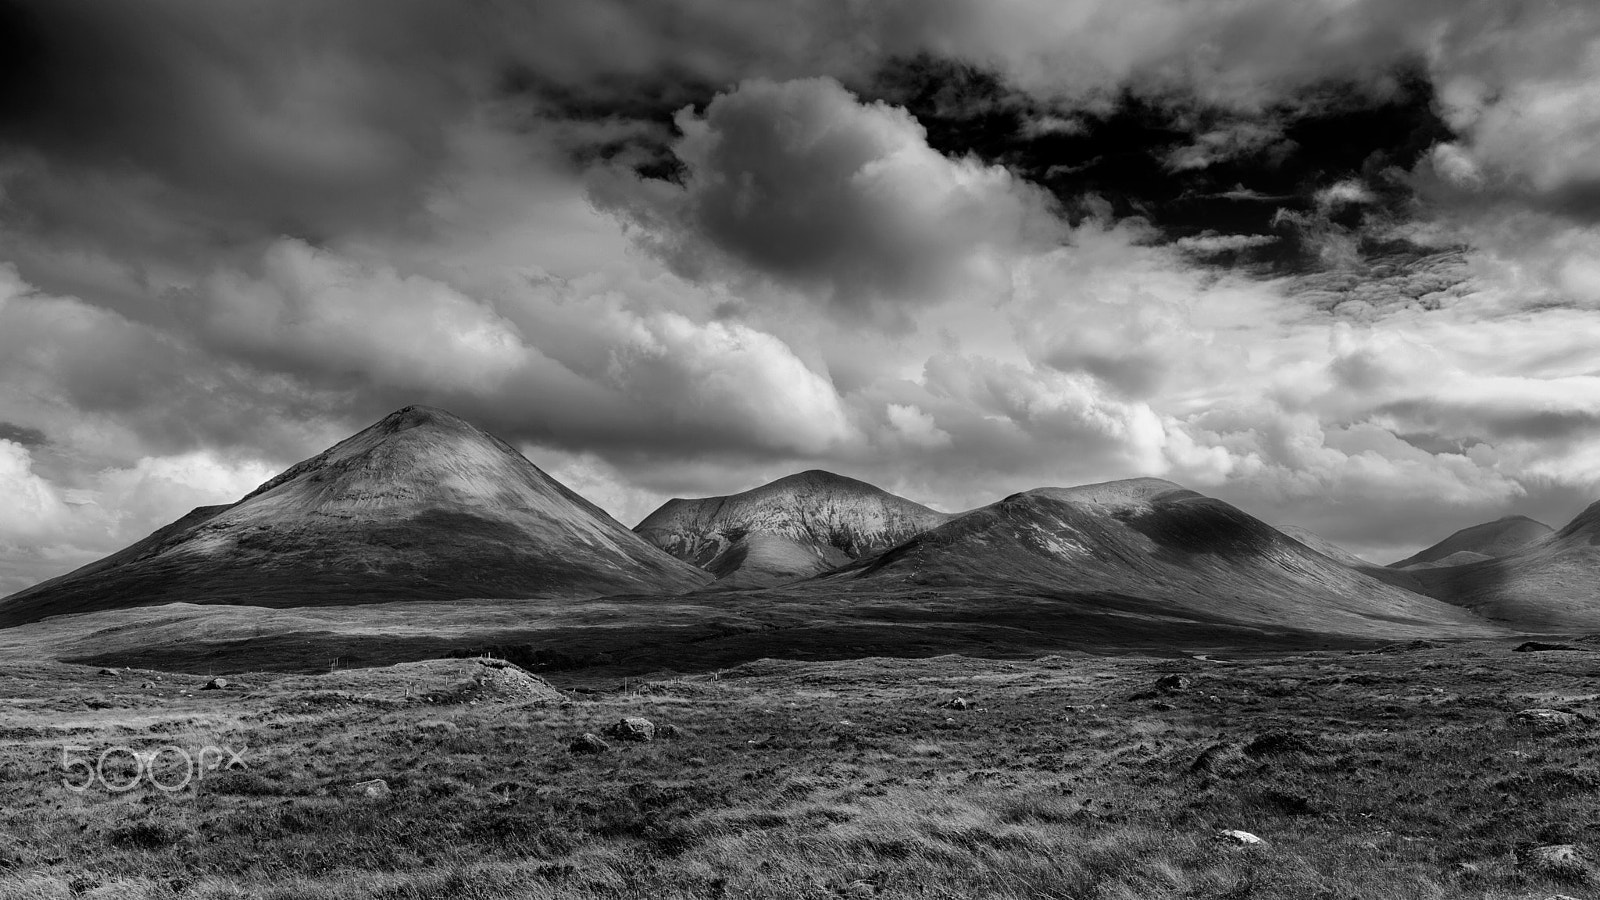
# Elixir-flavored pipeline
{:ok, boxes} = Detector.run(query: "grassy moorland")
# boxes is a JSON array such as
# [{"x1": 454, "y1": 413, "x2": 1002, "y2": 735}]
[{"x1": 0, "y1": 641, "x2": 1597, "y2": 899}]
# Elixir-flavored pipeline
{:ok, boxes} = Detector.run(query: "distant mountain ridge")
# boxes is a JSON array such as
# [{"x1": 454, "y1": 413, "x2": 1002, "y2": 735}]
[
  {"x1": 635, "y1": 470, "x2": 950, "y2": 587},
  {"x1": 830, "y1": 478, "x2": 1498, "y2": 639},
  {"x1": 1409, "y1": 503, "x2": 1600, "y2": 629},
  {"x1": 0, "y1": 406, "x2": 709, "y2": 626},
  {"x1": 1390, "y1": 515, "x2": 1553, "y2": 569},
  {"x1": 9, "y1": 404, "x2": 1597, "y2": 652}
]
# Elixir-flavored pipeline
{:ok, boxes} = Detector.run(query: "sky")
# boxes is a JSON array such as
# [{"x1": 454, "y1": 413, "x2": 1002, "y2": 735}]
[{"x1": 3, "y1": 0, "x2": 1600, "y2": 593}]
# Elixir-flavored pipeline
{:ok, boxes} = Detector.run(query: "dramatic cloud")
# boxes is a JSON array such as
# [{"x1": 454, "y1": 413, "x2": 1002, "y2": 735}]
[
  {"x1": 3, "y1": 0, "x2": 1600, "y2": 590},
  {"x1": 596, "y1": 77, "x2": 1062, "y2": 316}
]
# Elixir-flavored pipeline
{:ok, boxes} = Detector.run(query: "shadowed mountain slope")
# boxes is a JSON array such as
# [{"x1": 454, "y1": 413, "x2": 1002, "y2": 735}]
[
  {"x1": 819, "y1": 478, "x2": 1499, "y2": 639},
  {"x1": 1390, "y1": 515, "x2": 1553, "y2": 569},
  {"x1": 1409, "y1": 502, "x2": 1600, "y2": 629},
  {"x1": 635, "y1": 470, "x2": 951, "y2": 587},
  {"x1": 0, "y1": 407, "x2": 709, "y2": 626}
]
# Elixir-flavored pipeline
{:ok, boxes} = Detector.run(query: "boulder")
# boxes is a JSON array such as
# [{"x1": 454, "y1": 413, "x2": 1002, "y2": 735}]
[
  {"x1": 349, "y1": 778, "x2": 390, "y2": 799},
  {"x1": 940, "y1": 697, "x2": 972, "y2": 710},
  {"x1": 604, "y1": 716, "x2": 655, "y2": 743},
  {"x1": 97, "y1": 667, "x2": 121, "y2": 677},
  {"x1": 202, "y1": 677, "x2": 229, "y2": 691},
  {"x1": 1512, "y1": 709, "x2": 1588, "y2": 731},
  {"x1": 1155, "y1": 674, "x2": 1192, "y2": 691},
  {"x1": 1516, "y1": 843, "x2": 1594, "y2": 883},
  {"x1": 570, "y1": 733, "x2": 611, "y2": 754},
  {"x1": 1218, "y1": 829, "x2": 1267, "y2": 846}
]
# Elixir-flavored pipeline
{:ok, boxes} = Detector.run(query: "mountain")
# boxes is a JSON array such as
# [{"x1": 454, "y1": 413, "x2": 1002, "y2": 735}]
[
  {"x1": 635, "y1": 470, "x2": 951, "y2": 587},
  {"x1": 1408, "y1": 502, "x2": 1600, "y2": 629},
  {"x1": 1389, "y1": 515, "x2": 1553, "y2": 569},
  {"x1": 1278, "y1": 526, "x2": 1371, "y2": 568},
  {"x1": 0, "y1": 406, "x2": 709, "y2": 626},
  {"x1": 1277, "y1": 525, "x2": 1428, "y2": 593},
  {"x1": 827, "y1": 478, "x2": 1498, "y2": 639}
]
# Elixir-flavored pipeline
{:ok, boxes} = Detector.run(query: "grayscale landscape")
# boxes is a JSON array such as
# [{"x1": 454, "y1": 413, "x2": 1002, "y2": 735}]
[{"x1": 3, "y1": 2, "x2": 1600, "y2": 898}]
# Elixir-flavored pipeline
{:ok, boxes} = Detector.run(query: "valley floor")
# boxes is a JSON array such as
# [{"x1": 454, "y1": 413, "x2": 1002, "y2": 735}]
[{"x1": 0, "y1": 640, "x2": 1597, "y2": 899}]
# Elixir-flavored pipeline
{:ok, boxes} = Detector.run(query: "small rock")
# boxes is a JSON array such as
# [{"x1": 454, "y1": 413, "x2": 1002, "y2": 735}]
[
  {"x1": 1512, "y1": 709, "x2": 1587, "y2": 731},
  {"x1": 349, "y1": 778, "x2": 390, "y2": 799},
  {"x1": 1517, "y1": 843, "x2": 1594, "y2": 883},
  {"x1": 1155, "y1": 674, "x2": 1192, "y2": 691},
  {"x1": 940, "y1": 697, "x2": 972, "y2": 710},
  {"x1": 570, "y1": 733, "x2": 611, "y2": 754},
  {"x1": 140, "y1": 681, "x2": 157, "y2": 689},
  {"x1": 604, "y1": 716, "x2": 655, "y2": 743},
  {"x1": 1218, "y1": 829, "x2": 1267, "y2": 846},
  {"x1": 202, "y1": 677, "x2": 229, "y2": 691}
]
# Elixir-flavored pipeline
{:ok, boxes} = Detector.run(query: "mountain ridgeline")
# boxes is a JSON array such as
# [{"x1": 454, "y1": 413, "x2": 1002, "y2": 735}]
[
  {"x1": 1405, "y1": 503, "x2": 1600, "y2": 629},
  {"x1": 824, "y1": 479, "x2": 1498, "y2": 639},
  {"x1": 3, "y1": 405, "x2": 1599, "y2": 645},
  {"x1": 1389, "y1": 516, "x2": 1554, "y2": 569}
]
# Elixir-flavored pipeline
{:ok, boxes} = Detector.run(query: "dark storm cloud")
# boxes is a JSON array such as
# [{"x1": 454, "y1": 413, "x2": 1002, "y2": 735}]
[
  {"x1": 0, "y1": 422, "x2": 46, "y2": 447},
  {"x1": 1378, "y1": 399, "x2": 1600, "y2": 444},
  {"x1": 4, "y1": 0, "x2": 1600, "y2": 590},
  {"x1": 856, "y1": 56, "x2": 1454, "y2": 273},
  {"x1": 0, "y1": 0, "x2": 1468, "y2": 279},
  {"x1": 592, "y1": 77, "x2": 1063, "y2": 315}
]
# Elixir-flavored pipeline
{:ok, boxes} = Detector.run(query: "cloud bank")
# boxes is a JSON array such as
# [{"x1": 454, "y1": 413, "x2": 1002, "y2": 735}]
[{"x1": 3, "y1": 0, "x2": 1600, "y2": 589}]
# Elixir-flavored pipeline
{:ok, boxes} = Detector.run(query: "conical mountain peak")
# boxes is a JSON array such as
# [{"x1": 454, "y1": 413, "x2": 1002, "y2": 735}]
[
  {"x1": 0, "y1": 406, "x2": 709, "y2": 625},
  {"x1": 374, "y1": 404, "x2": 478, "y2": 434},
  {"x1": 1391, "y1": 513, "x2": 1554, "y2": 568},
  {"x1": 636, "y1": 470, "x2": 950, "y2": 587}
]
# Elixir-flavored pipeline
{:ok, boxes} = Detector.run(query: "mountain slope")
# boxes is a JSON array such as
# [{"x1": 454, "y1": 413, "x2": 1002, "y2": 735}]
[
  {"x1": 0, "y1": 406, "x2": 709, "y2": 626},
  {"x1": 1390, "y1": 515, "x2": 1553, "y2": 569},
  {"x1": 1278, "y1": 525, "x2": 1427, "y2": 593},
  {"x1": 826, "y1": 478, "x2": 1498, "y2": 639},
  {"x1": 1278, "y1": 526, "x2": 1371, "y2": 568},
  {"x1": 635, "y1": 470, "x2": 950, "y2": 587},
  {"x1": 1409, "y1": 502, "x2": 1600, "y2": 629}
]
